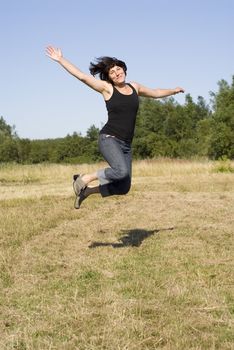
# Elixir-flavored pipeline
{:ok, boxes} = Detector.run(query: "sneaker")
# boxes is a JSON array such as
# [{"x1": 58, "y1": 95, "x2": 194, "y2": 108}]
[
  {"x1": 74, "y1": 187, "x2": 87, "y2": 209},
  {"x1": 73, "y1": 174, "x2": 86, "y2": 196}
]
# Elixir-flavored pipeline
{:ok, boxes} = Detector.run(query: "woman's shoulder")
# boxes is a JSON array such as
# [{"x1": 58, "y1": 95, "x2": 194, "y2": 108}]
[{"x1": 129, "y1": 81, "x2": 140, "y2": 94}]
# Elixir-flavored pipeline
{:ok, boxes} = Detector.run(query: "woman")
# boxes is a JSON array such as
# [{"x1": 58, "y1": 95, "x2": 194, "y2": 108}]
[{"x1": 46, "y1": 46, "x2": 184, "y2": 209}]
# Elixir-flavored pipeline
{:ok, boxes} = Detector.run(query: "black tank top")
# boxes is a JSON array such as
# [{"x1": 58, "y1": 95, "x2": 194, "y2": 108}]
[{"x1": 100, "y1": 83, "x2": 139, "y2": 143}]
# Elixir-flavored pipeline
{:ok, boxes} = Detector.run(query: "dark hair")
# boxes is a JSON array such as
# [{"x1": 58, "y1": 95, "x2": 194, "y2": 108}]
[{"x1": 89, "y1": 56, "x2": 127, "y2": 83}]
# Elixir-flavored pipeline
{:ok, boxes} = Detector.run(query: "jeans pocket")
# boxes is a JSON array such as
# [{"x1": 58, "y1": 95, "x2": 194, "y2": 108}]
[
  {"x1": 99, "y1": 134, "x2": 115, "y2": 141},
  {"x1": 98, "y1": 134, "x2": 109, "y2": 151}
]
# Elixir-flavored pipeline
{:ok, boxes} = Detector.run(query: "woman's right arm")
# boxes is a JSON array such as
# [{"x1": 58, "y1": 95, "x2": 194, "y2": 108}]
[{"x1": 46, "y1": 46, "x2": 109, "y2": 94}]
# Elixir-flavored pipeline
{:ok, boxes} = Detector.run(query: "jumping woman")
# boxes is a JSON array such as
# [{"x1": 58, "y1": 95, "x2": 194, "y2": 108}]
[{"x1": 46, "y1": 46, "x2": 184, "y2": 209}]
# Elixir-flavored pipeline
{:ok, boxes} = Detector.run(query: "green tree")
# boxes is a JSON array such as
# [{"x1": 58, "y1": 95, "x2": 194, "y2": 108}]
[
  {"x1": 209, "y1": 77, "x2": 234, "y2": 159},
  {"x1": 29, "y1": 140, "x2": 50, "y2": 163},
  {"x1": 0, "y1": 138, "x2": 19, "y2": 162},
  {"x1": 17, "y1": 139, "x2": 31, "y2": 163},
  {"x1": 0, "y1": 116, "x2": 17, "y2": 142},
  {"x1": 86, "y1": 125, "x2": 99, "y2": 141},
  {"x1": 0, "y1": 117, "x2": 19, "y2": 162}
]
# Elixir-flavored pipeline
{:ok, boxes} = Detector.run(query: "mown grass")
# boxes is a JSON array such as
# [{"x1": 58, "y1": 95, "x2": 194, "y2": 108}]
[{"x1": 0, "y1": 160, "x2": 233, "y2": 349}]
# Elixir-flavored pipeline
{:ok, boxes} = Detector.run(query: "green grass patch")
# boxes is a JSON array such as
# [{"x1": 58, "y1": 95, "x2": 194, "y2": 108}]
[{"x1": 213, "y1": 157, "x2": 234, "y2": 173}]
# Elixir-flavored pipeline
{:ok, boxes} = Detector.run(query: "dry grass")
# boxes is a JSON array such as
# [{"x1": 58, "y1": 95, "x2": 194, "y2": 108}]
[{"x1": 0, "y1": 159, "x2": 233, "y2": 349}]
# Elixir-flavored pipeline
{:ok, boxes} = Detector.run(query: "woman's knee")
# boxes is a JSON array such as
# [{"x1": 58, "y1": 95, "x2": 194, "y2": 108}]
[{"x1": 118, "y1": 177, "x2": 131, "y2": 195}]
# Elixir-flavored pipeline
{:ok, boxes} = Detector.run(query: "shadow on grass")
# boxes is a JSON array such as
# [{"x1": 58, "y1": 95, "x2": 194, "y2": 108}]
[{"x1": 89, "y1": 227, "x2": 174, "y2": 249}]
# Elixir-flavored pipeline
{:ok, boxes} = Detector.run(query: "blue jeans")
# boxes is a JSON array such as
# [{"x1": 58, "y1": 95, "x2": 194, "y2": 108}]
[{"x1": 97, "y1": 134, "x2": 132, "y2": 197}]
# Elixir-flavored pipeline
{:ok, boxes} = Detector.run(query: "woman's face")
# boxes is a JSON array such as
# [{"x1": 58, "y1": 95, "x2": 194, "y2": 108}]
[{"x1": 108, "y1": 65, "x2": 126, "y2": 85}]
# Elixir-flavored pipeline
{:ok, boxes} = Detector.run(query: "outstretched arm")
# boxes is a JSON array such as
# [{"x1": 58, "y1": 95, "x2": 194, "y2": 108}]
[
  {"x1": 132, "y1": 82, "x2": 185, "y2": 98},
  {"x1": 46, "y1": 46, "x2": 109, "y2": 94}
]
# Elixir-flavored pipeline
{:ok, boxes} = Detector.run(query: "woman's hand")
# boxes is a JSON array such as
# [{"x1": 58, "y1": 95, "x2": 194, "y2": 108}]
[
  {"x1": 174, "y1": 87, "x2": 185, "y2": 94},
  {"x1": 46, "y1": 46, "x2": 62, "y2": 62}
]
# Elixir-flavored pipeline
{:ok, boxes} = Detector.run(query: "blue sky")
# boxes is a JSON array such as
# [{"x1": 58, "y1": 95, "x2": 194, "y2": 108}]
[{"x1": 1, "y1": 0, "x2": 233, "y2": 139}]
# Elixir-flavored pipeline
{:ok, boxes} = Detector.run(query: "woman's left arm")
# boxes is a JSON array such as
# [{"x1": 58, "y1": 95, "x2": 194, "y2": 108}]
[{"x1": 131, "y1": 82, "x2": 185, "y2": 98}]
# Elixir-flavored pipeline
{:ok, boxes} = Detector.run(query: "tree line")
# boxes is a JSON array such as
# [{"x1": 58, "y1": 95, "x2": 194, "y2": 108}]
[{"x1": 0, "y1": 77, "x2": 233, "y2": 163}]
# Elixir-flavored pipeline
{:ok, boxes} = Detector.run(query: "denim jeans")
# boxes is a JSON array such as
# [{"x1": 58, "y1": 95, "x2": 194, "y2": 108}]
[{"x1": 97, "y1": 133, "x2": 132, "y2": 197}]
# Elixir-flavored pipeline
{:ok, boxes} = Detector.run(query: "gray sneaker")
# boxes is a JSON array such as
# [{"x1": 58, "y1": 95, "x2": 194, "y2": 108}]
[
  {"x1": 74, "y1": 187, "x2": 87, "y2": 209},
  {"x1": 73, "y1": 174, "x2": 86, "y2": 196}
]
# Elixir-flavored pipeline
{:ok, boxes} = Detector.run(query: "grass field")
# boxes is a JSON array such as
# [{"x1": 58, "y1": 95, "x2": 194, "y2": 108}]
[{"x1": 0, "y1": 159, "x2": 233, "y2": 349}]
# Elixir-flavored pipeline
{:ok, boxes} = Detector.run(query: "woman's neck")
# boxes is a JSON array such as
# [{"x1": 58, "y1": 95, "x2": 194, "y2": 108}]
[{"x1": 113, "y1": 82, "x2": 127, "y2": 88}]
